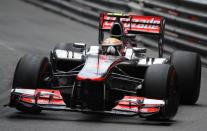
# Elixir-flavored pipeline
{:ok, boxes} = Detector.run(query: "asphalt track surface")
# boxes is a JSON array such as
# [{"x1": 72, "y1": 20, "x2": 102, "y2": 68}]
[{"x1": 0, "y1": 0, "x2": 207, "y2": 131}]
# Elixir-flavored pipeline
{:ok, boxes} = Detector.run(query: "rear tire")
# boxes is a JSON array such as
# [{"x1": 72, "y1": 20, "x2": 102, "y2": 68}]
[
  {"x1": 171, "y1": 51, "x2": 201, "y2": 104},
  {"x1": 144, "y1": 64, "x2": 179, "y2": 120},
  {"x1": 12, "y1": 54, "x2": 51, "y2": 113},
  {"x1": 54, "y1": 42, "x2": 81, "y2": 52}
]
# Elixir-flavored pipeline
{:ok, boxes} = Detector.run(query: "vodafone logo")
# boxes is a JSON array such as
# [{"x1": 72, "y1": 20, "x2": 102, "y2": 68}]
[
  {"x1": 121, "y1": 17, "x2": 160, "y2": 24},
  {"x1": 123, "y1": 23, "x2": 159, "y2": 30},
  {"x1": 103, "y1": 16, "x2": 160, "y2": 30}
]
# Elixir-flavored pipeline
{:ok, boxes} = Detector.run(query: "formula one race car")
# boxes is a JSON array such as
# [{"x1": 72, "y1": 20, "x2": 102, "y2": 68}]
[{"x1": 8, "y1": 12, "x2": 201, "y2": 120}]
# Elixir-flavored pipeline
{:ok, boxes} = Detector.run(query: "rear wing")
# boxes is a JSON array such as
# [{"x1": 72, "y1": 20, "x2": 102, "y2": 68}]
[
  {"x1": 99, "y1": 12, "x2": 166, "y2": 57},
  {"x1": 99, "y1": 12, "x2": 165, "y2": 34}
]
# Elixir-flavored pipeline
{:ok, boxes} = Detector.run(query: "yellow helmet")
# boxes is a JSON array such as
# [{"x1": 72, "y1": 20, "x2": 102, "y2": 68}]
[
  {"x1": 102, "y1": 38, "x2": 123, "y2": 46},
  {"x1": 102, "y1": 38, "x2": 124, "y2": 56}
]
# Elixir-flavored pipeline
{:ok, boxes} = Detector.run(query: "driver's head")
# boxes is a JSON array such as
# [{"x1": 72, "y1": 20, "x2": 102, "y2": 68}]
[{"x1": 102, "y1": 38, "x2": 124, "y2": 56}]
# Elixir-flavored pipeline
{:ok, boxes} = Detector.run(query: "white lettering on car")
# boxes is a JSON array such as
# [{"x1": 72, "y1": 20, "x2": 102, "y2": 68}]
[{"x1": 103, "y1": 17, "x2": 160, "y2": 30}]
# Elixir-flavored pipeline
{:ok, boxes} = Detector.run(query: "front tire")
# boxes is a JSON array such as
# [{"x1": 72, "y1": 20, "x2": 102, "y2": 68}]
[
  {"x1": 144, "y1": 64, "x2": 179, "y2": 120},
  {"x1": 12, "y1": 54, "x2": 51, "y2": 113},
  {"x1": 171, "y1": 51, "x2": 201, "y2": 104}
]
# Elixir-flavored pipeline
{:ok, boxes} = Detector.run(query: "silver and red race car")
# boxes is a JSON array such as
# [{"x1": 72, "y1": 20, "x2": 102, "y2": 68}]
[{"x1": 8, "y1": 12, "x2": 201, "y2": 120}]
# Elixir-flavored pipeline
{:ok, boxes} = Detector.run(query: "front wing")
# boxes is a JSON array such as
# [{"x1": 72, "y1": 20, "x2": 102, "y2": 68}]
[{"x1": 9, "y1": 88, "x2": 165, "y2": 117}]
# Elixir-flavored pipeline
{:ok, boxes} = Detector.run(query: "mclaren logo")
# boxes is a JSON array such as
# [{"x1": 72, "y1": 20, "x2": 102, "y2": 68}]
[{"x1": 123, "y1": 23, "x2": 159, "y2": 29}]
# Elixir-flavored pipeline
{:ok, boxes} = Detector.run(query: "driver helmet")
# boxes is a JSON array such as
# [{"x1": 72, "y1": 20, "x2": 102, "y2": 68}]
[{"x1": 102, "y1": 38, "x2": 124, "y2": 56}]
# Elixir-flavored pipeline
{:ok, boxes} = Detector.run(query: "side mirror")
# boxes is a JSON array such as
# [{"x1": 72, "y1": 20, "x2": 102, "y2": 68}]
[
  {"x1": 126, "y1": 34, "x2": 136, "y2": 39},
  {"x1": 133, "y1": 47, "x2": 146, "y2": 54},
  {"x1": 73, "y1": 43, "x2": 86, "y2": 49}
]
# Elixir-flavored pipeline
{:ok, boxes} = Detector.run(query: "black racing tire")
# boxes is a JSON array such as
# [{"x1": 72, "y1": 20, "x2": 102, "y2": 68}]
[
  {"x1": 171, "y1": 51, "x2": 201, "y2": 105},
  {"x1": 12, "y1": 54, "x2": 51, "y2": 113},
  {"x1": 13, "y1": 54, "x2": 51, "y2": 89},
  {"x1": 54, "y1": 42, "x2": 81, "y2": 52},
  {"x1": 54, "y1": 42, "x2": 73, "y2": 50},
  {"x1": 15, "y1": 104, "x2": 42, "y2": 114},
  {"x1": 144, "y1": 64, "x2": 179, "y2": 120}
]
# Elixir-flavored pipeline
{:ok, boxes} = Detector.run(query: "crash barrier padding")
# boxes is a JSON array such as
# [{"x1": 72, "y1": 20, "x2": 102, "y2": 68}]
[{"x1": 21, "y1": 0, "x2": 207, "y2": 65}]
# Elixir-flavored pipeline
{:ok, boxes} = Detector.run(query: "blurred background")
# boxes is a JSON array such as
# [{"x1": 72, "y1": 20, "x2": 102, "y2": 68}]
[
  {"x1": 0, "y1": 1, "x2": 207, "y2": 131},
  {"x1": 22, "y1": 0, "x2": 207, "y2": 65}
]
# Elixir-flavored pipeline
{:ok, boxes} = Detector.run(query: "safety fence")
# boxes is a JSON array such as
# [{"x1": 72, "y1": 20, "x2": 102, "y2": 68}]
[{"x1": 22, "y1": 0, "x2": 207, "y2": 65}]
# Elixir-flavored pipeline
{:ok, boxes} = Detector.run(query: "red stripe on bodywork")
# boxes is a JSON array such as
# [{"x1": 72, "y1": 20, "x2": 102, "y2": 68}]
[
  {"x1": 76, "y1": 55, "x2": 124, "y2": 82},
  {"x1": 76, "y1": 75, "x2": 105, "y2": 82}
]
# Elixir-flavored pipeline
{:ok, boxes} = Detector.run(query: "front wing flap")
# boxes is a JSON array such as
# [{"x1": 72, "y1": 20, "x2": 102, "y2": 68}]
[{"x1": 9, "y1": 88, "x2": 165, "y2": 117}]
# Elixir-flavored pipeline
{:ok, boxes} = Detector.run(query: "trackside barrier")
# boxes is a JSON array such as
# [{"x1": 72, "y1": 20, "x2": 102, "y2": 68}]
[{"x1": 21, "y1": 0, "x2": 207, "y2": 65}]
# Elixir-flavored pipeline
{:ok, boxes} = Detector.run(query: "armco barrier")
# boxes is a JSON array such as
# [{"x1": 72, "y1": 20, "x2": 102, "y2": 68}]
[
  {"x1": 21, "y1": 0, "x2": 207, "y2": 65},
  {"x1": 129, "y1": 1, "x2": 207, "y2": 45}
]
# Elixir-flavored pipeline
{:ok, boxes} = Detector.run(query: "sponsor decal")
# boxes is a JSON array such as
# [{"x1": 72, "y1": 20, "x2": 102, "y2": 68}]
[
  {"x1": 17, "y1": 89, "x2": 66, "y2": 105},
  {"x1": 102, "y1": 16, "x2": 161, "y2": 33},
  {"x1": 113, "y1": 96, "x2": 163, "y2": 113}
]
